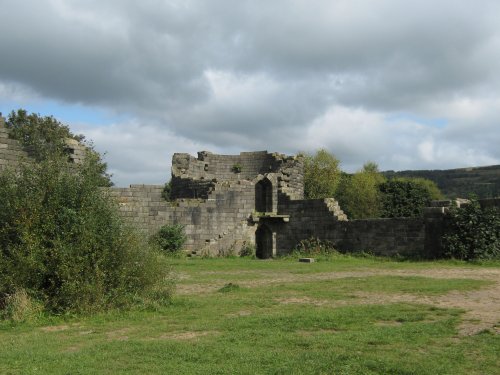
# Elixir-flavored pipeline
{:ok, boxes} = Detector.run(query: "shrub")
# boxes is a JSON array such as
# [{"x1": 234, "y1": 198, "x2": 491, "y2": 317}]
[
  {"x1": 0, "y1": 155, "x2": 172, "y2": 315},
  {"x1": 162, "y1": 180, "x2": 172, "y2": 201},
  {"x1": 293, "y1": 237, "x2": 339, "y2": 256},
  {"x1": 379, "y1": 178, "x2": 435, "y2": 218},
  {"x1": 0, "y1": 288, "x2": 43, "y2": 322},
  {"x1": 232, "y1": 163, "x2": 242, "y2": 173},
  {"x1": 151, "y1": 224, "x2": 187, "y2": 255},
  {"x1": 239, "y1": 242, "x2": 256, "y2": 257},
  {"x1": 442, "y1": 198, "x2": 500, "y2": 260}
]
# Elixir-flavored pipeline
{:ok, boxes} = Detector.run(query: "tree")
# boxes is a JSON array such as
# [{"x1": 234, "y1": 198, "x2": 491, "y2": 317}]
[
  {"x1": 1, "y1": 111, "x2": 171, "y2": 317},
  {"x1": 303, "y1": 149, "x2": 341, "y2": 199},
  {"x1": 337, "y1": 162, "x2": 386, "y2": 219},
  {"x1": 6, "y1": 109, "x2": 112, "y2": 186},
  {"x1": 379, "y1": 177, "x2": 441, "y2": 218}
]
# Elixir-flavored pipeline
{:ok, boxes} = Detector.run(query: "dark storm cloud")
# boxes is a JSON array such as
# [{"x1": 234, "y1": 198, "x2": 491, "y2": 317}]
[{"x1": 1, "y1": 0, "x2": 500, "y2": 185}]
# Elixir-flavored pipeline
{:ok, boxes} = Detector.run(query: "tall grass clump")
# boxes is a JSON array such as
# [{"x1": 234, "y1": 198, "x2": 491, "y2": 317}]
[
  {"x1": 283, "y1": 237, "x2": 340, "y2": 260},
  {"x1": 0, "y1": 154, "x2": 173, "y2": 317}
]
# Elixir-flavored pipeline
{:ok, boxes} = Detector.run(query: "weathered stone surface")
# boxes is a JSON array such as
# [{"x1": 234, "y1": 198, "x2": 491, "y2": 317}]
[{"x1": 0, "y1": 112, "x2": 462, "y2": 259}]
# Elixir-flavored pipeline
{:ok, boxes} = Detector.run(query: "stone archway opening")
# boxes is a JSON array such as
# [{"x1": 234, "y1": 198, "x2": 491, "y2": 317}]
[
  {"x1": 255, "y1": 178, "x2": 273, "y2": 213},
  {"x1": 255, "y1": 224, "x2": 273, "y2": 259}
]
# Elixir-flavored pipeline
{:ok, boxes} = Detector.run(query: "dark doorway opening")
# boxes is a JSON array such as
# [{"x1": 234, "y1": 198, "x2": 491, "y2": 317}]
[
  {"x1": 255, "y1": 178, "x2": 273, "y2": 213},
  {"x1": 256, "y1": 225, "x2": 273, "y2": 259}
]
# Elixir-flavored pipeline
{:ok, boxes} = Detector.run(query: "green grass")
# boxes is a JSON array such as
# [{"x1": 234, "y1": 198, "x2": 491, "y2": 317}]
[{"x1": 1, "y1": 256, "x2": 499, "y2": 374}]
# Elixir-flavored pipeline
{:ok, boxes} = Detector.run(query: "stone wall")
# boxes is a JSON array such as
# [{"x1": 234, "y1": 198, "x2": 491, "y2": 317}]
[
  {"x1": 0, "y1": 114, "x2": 87, "y2": 171},
  {"x1": 273, "y1": 195, "x2": 434, "y2": 258},
  {"x1": 171, "y1": 151, "x2": 304, "y2": 200},
  {"x1": 108, "y1": 180, "x2": 259, "y2": 255},
  {"x1": 0, "y1": 115, "x2": 30, "y2": 172}
]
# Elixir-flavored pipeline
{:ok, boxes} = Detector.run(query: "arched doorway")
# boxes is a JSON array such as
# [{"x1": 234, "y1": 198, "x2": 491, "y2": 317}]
[
  {"x1": 255, "y1": 178, "x2": 273, "y2": 213},
  {"x1": 255, "y1": 225, "x2": 273, "y2": 259}
]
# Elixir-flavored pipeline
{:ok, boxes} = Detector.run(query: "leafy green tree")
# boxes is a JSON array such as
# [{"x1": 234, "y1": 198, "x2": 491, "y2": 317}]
[
  {"x1": 0, "y1": 154, "x2": 172, "y2": 315},
  {"x1": 303, "y1": 149, "x2": 341, "y2": 199},
  {"x1": 442, "y1": 198, "x2": 500, "y2": 260},
  {"x1": 379, "y1": 178, "x2": 440, "y2": 218},
  {"x1": 410, "y1": 177, "x2": 443, "y2": 200},
  {"x1": 337, "y1": 162, "x2": 386, "y2": 219},
  {"x1": 1, "y1": 111, "x2": 172, "y2": 317},
  {"x1": 6, "y1": 109, "x2": 112, "y2": 186}
]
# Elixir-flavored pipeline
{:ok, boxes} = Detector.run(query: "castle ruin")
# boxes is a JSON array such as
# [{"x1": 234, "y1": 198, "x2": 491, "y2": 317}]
[{"x1": 4, "y1": 114, "x2": 498, "y2": 258}]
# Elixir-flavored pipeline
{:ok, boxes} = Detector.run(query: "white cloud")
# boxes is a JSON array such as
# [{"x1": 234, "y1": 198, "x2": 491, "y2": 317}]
[{"x1": 1, "y1": 0, "x2": 500, "y2": 184}]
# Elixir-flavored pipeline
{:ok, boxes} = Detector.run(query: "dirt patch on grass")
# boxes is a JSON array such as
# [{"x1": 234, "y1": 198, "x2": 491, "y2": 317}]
[
  {"x1": 278, "y1": 296, "x2": 329, "y2": 306},
  {"x1": 178, "y1": 266, "x2": 500, "y2": 336},
  {"x1": 339, "y1": 268, "x2": 500, "y2": 335},
  {"x1": 106, "y1": 328, "x2": 131, "y2": 341},
  {"x1": 157, "y1": 330, "x2": 217, "y2": 340},
  {"x1": 40, "y1": 325, "x2": 70, "y2": 332}
]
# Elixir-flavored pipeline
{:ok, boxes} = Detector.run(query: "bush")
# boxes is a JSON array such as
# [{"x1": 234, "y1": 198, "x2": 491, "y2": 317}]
[
  {"x1": 293, "y1": 237, "x2": 339, "y2": 256},
  {"x1": 239, "y1": 242, "x2": 256, "y2": 257},
  {"x1": 162, "y1": 180, "x2": 172, "y2": 201},
  {"x1": 0, "y1": 155, "x2": 172, "y2": 316},
  {"x1": 151, "y1": 224, "x2": 187, "y2": 255},
  {"x1": 379, "y1": 178, "x2": 435, "y2": 218},
  {"x1": 442, "y1": 198, "x2": 500, "y2": 260}
]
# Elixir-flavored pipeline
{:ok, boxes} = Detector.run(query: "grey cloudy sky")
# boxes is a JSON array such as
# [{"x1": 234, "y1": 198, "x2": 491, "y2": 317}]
[{"x1": 1, "y1": 0, "x2": 500, "y2": 186}]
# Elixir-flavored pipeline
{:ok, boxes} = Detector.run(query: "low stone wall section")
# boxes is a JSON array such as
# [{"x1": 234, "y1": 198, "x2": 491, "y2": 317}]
[{"x1": 276, "y1": 196, "x2": 443, "y2": 258}]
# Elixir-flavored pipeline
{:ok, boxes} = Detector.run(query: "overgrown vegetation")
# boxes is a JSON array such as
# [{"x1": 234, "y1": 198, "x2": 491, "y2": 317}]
[
  {"x1": 303, "y1": 149, "x2": 341, "y2": 199},
  {"x1": 6, "y1": 109, "x2": 112, "y2": 187},
  {"x1": 0, "y1": 110, "x2": 173, "y2": 318},
  {"x1": 443, "y1": 198, "x2": 500, "y2": 260},
  {"x1": 337, "y1": 162, "x2": 386, "y2": 219},
  {"x1": 161, "y1": 180, "x2": 173, "y2": 201},
  {"x1": 150, "y1": 224, "x2": 187, "y2": 255},
  {"x1": 231, "y1": 163, "x2": 242, "y2": 173},
  {"x1": 292, "y1": 237, "x2": 339, "y2": 257},
  {"x1": 379, "y1": 178, "x2": 439, "y2": 218},
  {"x1": 303, "y1": 149, "x2": 443, "y2": 219},
  {"x1": 239, "y1": 242, "x2": 256, "y2": 257}
]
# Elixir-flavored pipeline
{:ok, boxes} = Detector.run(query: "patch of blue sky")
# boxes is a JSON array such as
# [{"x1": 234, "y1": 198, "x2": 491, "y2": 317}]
[
  {"x1": 386, "y1": 113, "x2": 448, "y2": 128},
  {"x1": 0, "y1": 99, "x2": 130, "y2": 127}
]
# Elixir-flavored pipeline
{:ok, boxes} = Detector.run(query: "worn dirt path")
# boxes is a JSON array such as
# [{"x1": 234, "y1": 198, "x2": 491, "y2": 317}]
[{"x1": 176, "y1": 267, "x2": 500, "y2": 335}]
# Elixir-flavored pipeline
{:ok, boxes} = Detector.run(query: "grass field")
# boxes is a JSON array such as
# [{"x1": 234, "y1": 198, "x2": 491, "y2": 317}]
[{"x1": 1, "y1": 255, "x2": 499, "y2": 374}]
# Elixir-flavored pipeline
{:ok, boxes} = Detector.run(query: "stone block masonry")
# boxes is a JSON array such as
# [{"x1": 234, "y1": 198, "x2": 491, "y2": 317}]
[
  {"x1": 110, "y1": 149, "x2": 453, "y2": 259},
  {"x1": 0, "y1": 115, "x2": 30, "y2": 172},
  {"x1": 0, "y1": 114, "x2": 89, "y2": 171},
  {"x1": 0, "y1": 117, "x2": 469, "y2": 260}
]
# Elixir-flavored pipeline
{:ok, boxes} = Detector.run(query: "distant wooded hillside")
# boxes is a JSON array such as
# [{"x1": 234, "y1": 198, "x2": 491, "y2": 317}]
[{"x1": 382, "y1": 165, "x2": 500, "y2": 199}]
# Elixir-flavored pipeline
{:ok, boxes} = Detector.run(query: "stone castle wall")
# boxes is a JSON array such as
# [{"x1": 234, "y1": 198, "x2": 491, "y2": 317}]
[
  {"x1": 0, "y1": 114, "x2": 87, "y2": 171},
  {"x1": 0, "y1": 115, "x2": 30, "y2": 172},
  {"x1": 171, "y1": 151, "x2": 304, "y2": 200},
  {"x1": 108, "y1": 150, "x2": 453, "y2": 259},
  {"x1": 270, "y1": 194, "x2": 434, "y2": 258},
  {"x1": 0, "y1": 115, "x2": 479, "y2": 259},
  {"x1": 108, "y1": 180, "x2": 259, "y2": 255}
]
